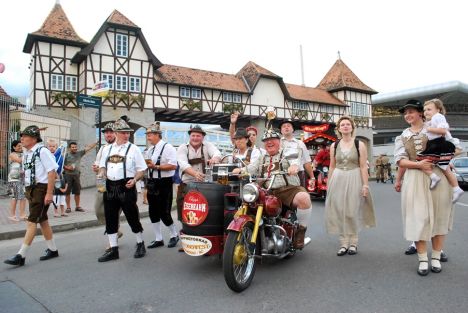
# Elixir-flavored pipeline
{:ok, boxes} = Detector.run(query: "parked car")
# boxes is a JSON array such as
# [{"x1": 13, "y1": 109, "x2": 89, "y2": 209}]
[{"x1": 452, "y1": 157, "x2": 468, "y2": 190}]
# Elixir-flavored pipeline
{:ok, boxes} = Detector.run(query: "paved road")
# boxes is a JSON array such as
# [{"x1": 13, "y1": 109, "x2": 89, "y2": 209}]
[{"x1": 0, "y1": 182, "x2": 467, "y2": 313}]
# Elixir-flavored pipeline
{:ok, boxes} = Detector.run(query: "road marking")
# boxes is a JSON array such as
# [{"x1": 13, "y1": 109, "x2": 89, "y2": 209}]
[{"x1": 455, "y1": 202, "x2": 468, "y2": 207}]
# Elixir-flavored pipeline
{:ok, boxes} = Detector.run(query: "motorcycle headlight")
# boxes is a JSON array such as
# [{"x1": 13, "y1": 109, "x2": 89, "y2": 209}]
[
  {"x1": 323, "y1": 166, "x2": 329, "y2": 173},
  {"x1": 242, "y1": 183, "x2": 259, "y2": 203}
]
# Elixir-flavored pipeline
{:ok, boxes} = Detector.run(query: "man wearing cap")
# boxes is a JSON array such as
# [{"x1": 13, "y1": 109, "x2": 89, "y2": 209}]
[
  {"x1": 92, "y1": 122, "x2": 123, "y2": 248},
  {"x1": 97, "y1": 117, "x2": 147, "y2": 262},
  {"x1": 145, "y1": 122, "x2": 180, "y2": 249},
  {"x1": 243, "y1": 128, "x2": 312, "y2": 249},
  {"x1": 176, "y1": 125, "x2": 222, "y2": 221},
  {"x1": 63, "y1": 140, "x2": 98, "y2": 213},
  {"x1": 279, "y1": 120, "x2": 314, "y2": 188},
  {"x1": 4, "y1": 126, "x2": 60, "y2": 267}
]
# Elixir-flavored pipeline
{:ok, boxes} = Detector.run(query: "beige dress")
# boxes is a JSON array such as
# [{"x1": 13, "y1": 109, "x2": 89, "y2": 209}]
[
  {"x1": 325, "y1": 142, "x2": 376, "y2": 235},
  {"x1": 394, "y1": 128, "x2": 454, "y2": 241}
]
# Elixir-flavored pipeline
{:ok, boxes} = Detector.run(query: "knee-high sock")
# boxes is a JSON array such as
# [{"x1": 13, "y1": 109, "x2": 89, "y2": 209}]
[
  {"x1": 296, "y1": 206, "x2": 312, "y2": 227},
  {"x1": 152, "y1": 222, "x2": 163, "y2": 241}
]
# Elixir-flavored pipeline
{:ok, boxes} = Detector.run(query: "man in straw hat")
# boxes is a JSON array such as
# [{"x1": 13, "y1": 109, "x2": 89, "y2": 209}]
[
  {"x1": 176, "y1": 124, "x2": 221, "y2": 221},
  {"x1": 241, "y1": 125, "x2": 313, "y2": 249},
  {"x1": 97, "y1": 117, "x2": 147, "y2": 262},
  {"x1": 145, "y1": 122, "x2": 180, "y2": 249},
  {"x1": 4, "y1": 125, "x2": 60, "y2": 267}
]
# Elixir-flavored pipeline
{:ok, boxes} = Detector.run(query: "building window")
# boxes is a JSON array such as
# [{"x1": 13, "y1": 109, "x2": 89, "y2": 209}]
[
  {"x1": 116, "y1": 34, "x2": 128, "y2": 57},
  {"x1": 292, "y1": 101, "x2": 309, "y2": 110},
  {"x1": 51, "y1": 74, "x2": 63, "y2": 90},
  {"x1": 191, "y1": 88, "x2": 201, "y2": 99},
  {"x1": 115, "y1": 75, "x2": 128, "y2": 91},
  {"x1": 65, "y1": 76, "x2": 77, "y2": 91},
  {"x1": 233, "y1": 93, "x2": 242, "y2": 103},
  {"x1": 101, "y1": 74, "x2": 114, "y2": 89},
  {"x1": 223, "y1": 92, "x2": 232, "y2": 102},
  {"x1": 350, "y1": 101, "x2": 368, "y2": 117},
  {"x1": 129, "y1": 77, "x2": 141, "y2": 92},
  {"x1": 320, "y1": 104, "x2": 334, "y2": 113},
  {"x1": 180, "y1": 87, "x2": 191, "y2": 98}
]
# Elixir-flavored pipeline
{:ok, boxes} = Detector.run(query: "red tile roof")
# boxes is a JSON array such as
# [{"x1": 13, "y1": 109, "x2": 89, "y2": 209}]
[
  {"x1": 107, "y1": 10, "x2": 138, "y2": 28},
  {"x1": 0, "y1": 85, "x2": 11, "y2": 99},
  {"x1": 236, "y1": 61, "x2": 282, "y2": 91},
  {"x1": 286, "y1": 83, "x2": 346, "y2": 106},
  {"x1": 154, "y1": 65, "x2": 249, "y2": 93},
  {"x1": 31, "y1": 3, "x2": 87, "y2": 44},
  {"x1": 317, "y1": 59, "x2": 377, "y2": 94}
]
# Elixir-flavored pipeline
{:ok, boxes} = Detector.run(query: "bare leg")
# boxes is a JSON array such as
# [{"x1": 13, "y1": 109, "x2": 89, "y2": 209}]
[
  {"x1": 444, "y1": 167, "x2": 459, "y2": 187},
  {"x1": 19, "y1": 199, "x2": 26, "y2": 218},
  {"x1": 65, "y1": 194, "x2": 71, "y2": 209},
  {"x1": 75, "y1": 194, "x2": 80, "y2": 208},
  {"x1": 39, "y1": 220, "x2": 54, "y2": 241},
  {"x1": 9, "y1": 199, "x2": 17, "y2": 217},
  {"x1": 24, "y1": 222, "x2": 38, "y2": 246}
]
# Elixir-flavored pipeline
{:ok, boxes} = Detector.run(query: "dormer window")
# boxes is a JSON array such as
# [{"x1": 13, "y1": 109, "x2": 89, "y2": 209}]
[
  {"x1": 116, "y1": 34, "x2": 128, "y2": 57},
  {"x1": 292, "y1": 101, "x2": 309, "y2": 110}
]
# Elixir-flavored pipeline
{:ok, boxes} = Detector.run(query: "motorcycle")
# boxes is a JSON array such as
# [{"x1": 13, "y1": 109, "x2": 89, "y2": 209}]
[
  {"x1": 307, "y1": 165, "x2": 328, "y2": 199},
  {"x1": 223, "y1": 151, "x2": 311, "y2": 292}
]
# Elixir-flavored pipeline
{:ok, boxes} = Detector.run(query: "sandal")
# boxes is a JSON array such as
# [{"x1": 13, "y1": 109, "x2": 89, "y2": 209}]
[
  {"x1": 348, "y1": 245, "x2": 358, "y2": 255},
  {"x1": 61, "y1": 213, "x2": 68, "y2": 217},
  {"x1": 337, "y1": 247, "x2": 348, "y2": 256},
  {"x1": 8, "y1": 216, "x2": 19, "y2": 222},
  {"x1": 54, "y1": 214, "x2": 61, "y2": 218},
  {"x1": 431, "y1": 258, "x2": 442, "y2": 273},
  {"x1": 20, "y1": 215, "x2": 28, "y2": 221},
  {"x1": 65, "y1": 208, "x2": 72, "y2": 213},
  {"x1": 418, "y1": 260, "x2": 429, "y2": 276},
  {"x1": 75, "y1": 207, "x2": 85, "y2": 212}
]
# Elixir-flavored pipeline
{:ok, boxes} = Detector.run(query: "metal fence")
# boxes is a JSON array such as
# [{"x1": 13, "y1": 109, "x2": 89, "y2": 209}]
[{"x1": 0, "y1": 95, "x2": 21, "y2": 196}]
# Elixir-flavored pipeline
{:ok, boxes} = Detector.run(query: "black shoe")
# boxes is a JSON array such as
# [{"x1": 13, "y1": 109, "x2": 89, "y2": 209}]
[
  {"x1": 39, "y1": 249, "x2": 59, "y2": 261},
  {"x1": 98, "y1": 247, "x2": 119, "y2": 262},
  {"x1": 417, "y1": 261, "x2": 429, "y2": 276},
  {"x1": 431, "y1": 258, "x2": 442, "y2": 273},
  {"x1": 167, "y1": 236, "x2": 179, "y2": 248},
  {"x1": 440, "y1": 251, "x2": 448, "y2": 262},
  {"x1": 4, "y1": 254, "x2": 25, "y2": 266},
  {"x1": 405, "y1": 246, "x2": 417, "y2": 255},
  {"x1": 147, "y1": 240, "x2": 164, "y2": 249},
  {"x1": 134, "y1": 242, "x2": 146, "y2": 258}
]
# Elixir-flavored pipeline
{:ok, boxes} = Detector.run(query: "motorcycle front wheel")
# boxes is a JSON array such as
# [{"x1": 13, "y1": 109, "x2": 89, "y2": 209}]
[{"x1": 223, "y1": 222, "x2": 257, "y2": 292}]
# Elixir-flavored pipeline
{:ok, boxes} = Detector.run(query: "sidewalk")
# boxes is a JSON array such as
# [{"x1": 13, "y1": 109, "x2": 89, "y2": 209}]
[{"x1": 0, "y1": 187, "x2": 150, "y2": 241}]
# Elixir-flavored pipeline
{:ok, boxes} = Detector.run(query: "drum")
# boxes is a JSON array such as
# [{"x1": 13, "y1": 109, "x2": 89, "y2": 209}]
[{"x1": 182, "y1": 182, "x2": 232, "y2": 236}]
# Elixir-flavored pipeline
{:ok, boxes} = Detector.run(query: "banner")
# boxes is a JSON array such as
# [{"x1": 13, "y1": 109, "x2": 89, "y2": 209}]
[
  {"x1": 90, "y1": 80, "x2": 110, "y2": 97},
  {"x1": 302, "y1": 124, "x2": 329, "y2": 133}
]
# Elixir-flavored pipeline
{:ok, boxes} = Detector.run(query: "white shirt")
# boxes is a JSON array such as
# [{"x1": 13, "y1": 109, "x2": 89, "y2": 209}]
[
  {"x1": 23, "y1": 143, "x2": 58, "y2": 186},
  {"x1": 95, "y1": 143, "x2": 110, "y2": 166},
  {"x1": 426, "y1": 113, "x2": 453, "y2": 141},
  {"x1": 147, "y1": 140, "x2": 177, "y2": 178},
  {"x1": 229, "y1": 147, "x2": 262, "y2": 165},
  {"x1": 280, "y1": 137, "x2": 311, "y2": 171},
  {"x1": 99, "y1": 141, "x2": 147, "y2": 181},
  {"x1": 177, "y1": 141, "x2": 221, "y2": 183}
]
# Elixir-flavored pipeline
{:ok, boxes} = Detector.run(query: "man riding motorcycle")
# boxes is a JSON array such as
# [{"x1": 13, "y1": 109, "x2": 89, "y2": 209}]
[{"x1": 242, "y1": 128, "x2": 312, "y2": 248}]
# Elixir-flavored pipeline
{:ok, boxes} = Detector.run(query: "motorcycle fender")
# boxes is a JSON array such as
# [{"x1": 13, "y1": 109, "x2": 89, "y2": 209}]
[{"x1": 227, "y1": 215, "x2": 255, "y2": 232}]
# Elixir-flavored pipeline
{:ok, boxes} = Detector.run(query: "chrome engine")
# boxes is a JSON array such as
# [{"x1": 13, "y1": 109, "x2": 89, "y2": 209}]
[{"x1": 261, "y1": 223, "x2": 291, "y2": 257}]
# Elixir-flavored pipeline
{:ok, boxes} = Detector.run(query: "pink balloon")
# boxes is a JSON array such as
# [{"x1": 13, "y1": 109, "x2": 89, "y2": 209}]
[{"x1": 0, "y1": 63, "x2": 4, "y2": 73}]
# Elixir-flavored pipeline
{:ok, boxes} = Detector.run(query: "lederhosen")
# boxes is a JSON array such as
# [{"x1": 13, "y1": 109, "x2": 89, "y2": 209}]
[
  {"x1": 23, "y1": 147, "x2": 50, "y2": 223},
  {"x1": 104, "y1": 144, "x2": 143, "y2": 235},
  {"x1": 147, "y1": 143, "x2": 174, "y2": 226},
  {"x1": 176, "y1": 144, "x2": 206, "y2": 221}
]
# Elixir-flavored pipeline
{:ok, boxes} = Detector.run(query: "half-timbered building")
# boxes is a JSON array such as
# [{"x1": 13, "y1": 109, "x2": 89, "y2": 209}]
[{"x1": 23, "y1": 2, "x2": 376, "y2": 154}]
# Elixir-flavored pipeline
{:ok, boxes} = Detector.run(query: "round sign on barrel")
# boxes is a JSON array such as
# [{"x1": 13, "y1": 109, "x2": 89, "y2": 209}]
[
  {"x1": 0, "y1": 63, "x2": 5, "y2": 73},
  {"x1": 182, "y1": 190, "x2": 209, "y2": 226}
]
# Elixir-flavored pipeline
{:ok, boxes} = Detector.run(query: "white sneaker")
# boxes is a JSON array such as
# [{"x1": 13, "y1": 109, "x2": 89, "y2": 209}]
[
  {"x1": 453, "y1": 188, "x2": 464, "y2": 203},
  {"x1": 430, "y1": 175, "x2": 441, "y2": 189}
]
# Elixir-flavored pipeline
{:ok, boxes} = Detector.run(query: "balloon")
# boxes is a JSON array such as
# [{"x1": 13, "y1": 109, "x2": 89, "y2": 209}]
[{"x1": 0, "y1": 63, "x2": 4, "y2": 73}]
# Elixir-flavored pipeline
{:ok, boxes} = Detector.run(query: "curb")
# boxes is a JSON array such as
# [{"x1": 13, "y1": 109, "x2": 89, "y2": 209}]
[{"x1": 0, "y1": 211, "x2": 150, "y2": 241}]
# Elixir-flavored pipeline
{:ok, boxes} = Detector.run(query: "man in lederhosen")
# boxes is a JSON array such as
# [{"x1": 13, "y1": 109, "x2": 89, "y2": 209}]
[
  {"x1": 176, "y1": 125, "x2": 222, "y2": 222},
  {"x1": 279, "y1": 119, "x2": 314, "y2": 188},
  {"x1": 145, "y1": 122, "x2": 180, "y2": 249},
  {"x1": 4, "y1": 125, "x2": 59, "y2": 267},
  {"x1": 97, "y1": 117, "x2": 147, "y2": 262}
]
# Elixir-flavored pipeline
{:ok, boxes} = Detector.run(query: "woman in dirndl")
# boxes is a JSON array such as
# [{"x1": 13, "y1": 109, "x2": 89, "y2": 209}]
[{"x1": 394, "y1": 99, "x2": 454, "y2": 276}]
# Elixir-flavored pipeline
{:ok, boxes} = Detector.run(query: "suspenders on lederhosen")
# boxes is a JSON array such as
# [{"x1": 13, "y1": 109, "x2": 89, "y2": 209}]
[
  {"x1": 233, "y1": 148, "x2": 253, "y2": 164},
  {"x1": 105, "y1": 144, "x2": 133, "y2": 200},
  {"x1": 148, "y1": 143, "x2": 167, "y2": 179},
  {"x1": 260, "y1": 151, "x2": 288, "y2": 187},
  {"x1": 187, "y1": 143, "x2": 206, "y2": 174}
]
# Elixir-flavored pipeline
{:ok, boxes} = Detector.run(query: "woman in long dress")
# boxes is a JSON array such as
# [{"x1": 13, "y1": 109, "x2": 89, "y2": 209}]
[
  {"x1": 394, "y1": 99, "x2": 454, "y2": 276},
  {"x1": 325, "y1": 116, "x2": 376, "y2": 256}
]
